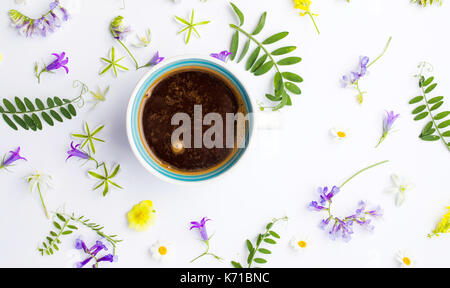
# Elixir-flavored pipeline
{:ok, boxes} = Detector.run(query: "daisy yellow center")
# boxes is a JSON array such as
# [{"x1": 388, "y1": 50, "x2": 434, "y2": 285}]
[
  {"x1": 402, "y1": 257, "x2": 411, "y2": 266},
  {"x1": 297, "y1": 241, "x2": 307, "y2": 248},
  {"x1": 158, "y1": 246, "x2": 168, "y2": 255},
  {"x1": 337, "y1": 131, "x2": 346, "y2": 138}
]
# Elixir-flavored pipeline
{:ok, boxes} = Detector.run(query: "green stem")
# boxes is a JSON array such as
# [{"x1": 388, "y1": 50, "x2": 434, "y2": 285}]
[
  {"x1": 339, "y1": 160, "x2": 389, "y2": 189},
  {"x1": 37, "y1": 183, "x2": 49, "y2": 219},
  {"x1": 367, "y1": 36, "x2": 392, "y2": 68},
  {"x1": 375, "y1": 134, "x2": 386, "y2": 148},
  {"x1": 307, "y1": 13, "x2": 320, "y2": 35},
  {"x1": 117, "y1": 39, "x2": 139, "y2": 70}
]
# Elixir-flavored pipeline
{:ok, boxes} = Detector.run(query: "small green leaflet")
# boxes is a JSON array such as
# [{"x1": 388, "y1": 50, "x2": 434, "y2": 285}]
[
  {"x1": 72, "y1": 122, "x2": 105, "y2": 154},
  {"x1": 229, "y1": 3, "x2": 302, "y2": 111},
  {"x1": 100, "y1": 47, "x2": 129, "y2": 78},
  {"x1": 88, "y1": 164, "x2": 123, "y2": 196},
  {"x1": 175, "y1": 10, "x2": 210, "y2": 44}
]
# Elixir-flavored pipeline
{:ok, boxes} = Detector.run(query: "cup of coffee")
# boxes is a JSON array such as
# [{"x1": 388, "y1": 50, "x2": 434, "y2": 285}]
[{"x1": 126, "y1": 56, "x2": 255, "y2": 184}]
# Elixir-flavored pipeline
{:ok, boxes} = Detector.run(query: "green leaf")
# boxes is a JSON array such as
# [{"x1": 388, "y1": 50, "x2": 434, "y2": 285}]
[
  {"x1": 254, "y1": 61, "x2": 274, "y2": 76},
  {"x1": 24, "y1": 98, "x2": 35, "y2": 111},
  {"x1": 230, "y1": 3, "x2": 245, "y2": 26},
  {"x1": 238, "y1": 39, "x2": 250, "y2": 63},
  {"x1": 23, "y1": 114, "x2": 36, "y2": 131},
  {"x1": 2, "y1": 114, "x2": 18, "y2": 130},
  {"x1": 35, "y1": 99, "x2": 45, "y2": 110},
  {"x1": 231, "y1": 261, "x2": 243, "y2": 268},
  {"x1": 428, "y1": 96, "x2": 444, "y2": 104},
  {"x1": 269, "y1": 231, "x2": 280, "y2": 239},
  {"x1": 425, "y1": 83, "x2": 437, "y2": 94},
  {"x1": 246, "y1": 47, "x2": 260, "y2": 71},
  {"x1": 3, "y1": 99, "x2": 16, "y2": 113},
  {"x1": 50, "y1": 110, "x2": 63, "y2": 122},
  {"x1": 47, "y1": 98, "x2": 55, "y2": 108},
  {"x1": 430, "y1": 101, "x2": 444, "y2": 111},
  {"x1": 258, "y1": 248, "x2": 272, "y2": 254},
  {"x1": 262, "y1": 32, "x2": 289, "y2": 45},
  {"x1": 53, "y1": 221, "x2": 61, "y2": 230},
  {"x1": 110, "y1": 165, "x2": 121, "y2": 178},
  {"x1": 254, "y1": 258, "x2": 267, "y2": 264},
  {"x1": 53, "y1": 97, "x2": 63, "y2": 106},
  {"x1": 285, "y1": 82, "x2": 301, "y2": 95},
  {"x1": 434, "y1": 111, "x2": 450, "y2": 120},
  {"x1": 252, "y1": 12, "x2": 266, "y2": 35},
  {"x1": 41, "y1": 112, "x2": 54, "y2": 126},
  {"x1": 60, "y1": 107, "x2": 72, "y2": 119},
  {"x1": 13, "y1": 115, "x2": 28, "y2": 130},
  {"x1": 277, "y1": 57, "x2": 302, "y2": 66},
  {"x1": 409, "y1": 96, "x2": 424, "y2": 104},
  {"x1": 271, "y1": 46, "x2": 296, "y2": 56},
  {"x1": 62, "y1": 231, "x2": 73, "y2": 235},
  {"x1": 246, "y1": 239, "x2": 253, "y2": 252},
  {"x1": 264, "y1": 238, "x2": 276, "y2": 244},
  {"x1": 422, "y1": 76, "x2": 434, "y2": 87},
  {"x1": 68, "y1": 104, "x2": 77, "y2": 116},
  {"x1": 281, "y1": 72, "x2": 303, "y2": 83},
  {"x1": 265, "y1": 94, "x2": 281, "y2": 102},
  {"x1": 266, "y1": 223, "x2": 273, "y2": 230},
  {"x1": 251, "y1": 54, "x2": 268, "y2": 73},
  {"x1": 421, "y1": 135, "x2": 440, "y2": 141},
  {"x1": 438, "y1": 120, "x2": 450, "y2": 129},
  {"x1": 56, "y1": 214, "x2": 66, "y2": 222},
  {"x1": 67, "y1": 225, "x2": 78, "y2": 230},
  {"x1": 414, "y1": 112, "x2": 429, "y2": 121},
  {"x1": 412, "y1": 105, "x2": 426, "y2": 114},
  {"x1": 442, "y1": 131, "x2": 450, "y2": 137},
  {"x1": 88, "y1": 171, "x2": 106, "y2": 180},
  {"x1": 14, "y1": 97, "x2": 26, "y2": 112},
  {"x1": 230, "y1": 31, "x2": 239, "y2": 61},
  {"x1": 274, "y1": 72, "x2": 283, "y2": 92},
  {"x1": 31, "y1": 113, "x2": 42, "y2": 130}
]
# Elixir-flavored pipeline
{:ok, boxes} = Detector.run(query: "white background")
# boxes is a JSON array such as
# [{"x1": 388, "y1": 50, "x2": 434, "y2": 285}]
[{"x1": 1, "y1": 0, "x2": 450, "y2": 268}]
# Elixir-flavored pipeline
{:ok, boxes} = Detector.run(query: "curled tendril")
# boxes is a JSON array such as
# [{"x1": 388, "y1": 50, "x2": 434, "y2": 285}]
[
  {"x1": 72, "y1": 80, "x2": 89, "y2": 108},
  {"x1": 416, "y1": 61, "x2": 434, "y2": 78}
]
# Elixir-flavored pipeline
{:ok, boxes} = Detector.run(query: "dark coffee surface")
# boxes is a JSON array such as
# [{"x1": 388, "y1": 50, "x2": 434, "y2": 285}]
[{"x1": 141, "y1": 69, "x2": 241, "y2": 172}]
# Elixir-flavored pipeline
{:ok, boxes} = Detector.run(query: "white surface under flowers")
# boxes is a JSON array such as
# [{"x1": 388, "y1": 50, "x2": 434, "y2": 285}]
[{"x1": 1, "y1": 0, "x2": 450, "y2": 268}]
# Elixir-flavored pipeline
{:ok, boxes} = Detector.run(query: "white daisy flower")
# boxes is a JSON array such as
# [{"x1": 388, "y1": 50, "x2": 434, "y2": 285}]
[
  {"x1": 150, "y1": 240, "x2": 174, "y2": 262},
  {"x1": 330, "y1": 127, "x2": 349, "y2": 140},
  {"x1": 133, "y1": 28, "x2": 151, "y2": 48},
  {"x1": 396, "y1": 250, "x2": 415, "y2": 268},
  {"x1": 386, "y1": 174, "x2": 415, "y2": 206},
  {"x1": 26, "y1": 172, "x2": 53, "y2": 219},
  {"x1": 289, "y1": 234, "x2": 310, "y2": 254}
]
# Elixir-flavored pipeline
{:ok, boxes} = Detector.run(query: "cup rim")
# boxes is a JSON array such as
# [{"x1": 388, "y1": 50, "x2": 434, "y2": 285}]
[{"x1": 126, "y1": 54, "x2": 256, "y2": 185}]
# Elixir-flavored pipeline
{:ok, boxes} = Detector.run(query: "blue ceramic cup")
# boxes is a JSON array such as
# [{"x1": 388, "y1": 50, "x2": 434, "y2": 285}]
[{"x1": 126, "y1": 56, "x2": 255, "y2": 184}]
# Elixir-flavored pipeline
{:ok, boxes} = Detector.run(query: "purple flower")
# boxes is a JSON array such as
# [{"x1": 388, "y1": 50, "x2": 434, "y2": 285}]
[
  {"x1": 66, "y1": 142, "x2": 90, "y2": 161},
  {"x1": 318, "y1": 186, "x2": 340, "y2": 204},
  {"x1": 97, "y1": 254, "x2": 118, "y2": 264},
  {"x1": 190, "y1": 217, "x2": 211, "y2": 241},
  {"x1": 210, "y1": 51, "x2": 232, "y2": 62},
  {"x1": 342, "y1": 56, "x2": 370, "y2": 87},
  {"x1": 383, "y1": 111, "x2": 400, "y2": 135},
  {"x1": 9, "y1": 1, "x2": 68, "y2": 38},
  {"x1": 147, "y1": 52, "x2": 164, "y2": 66},
  {"x1": 366, "y1": 206, "x2": 383, "y2": 218},
  {"x1": 309, "y1": 201, "x2": 328, "y2": 211},
  {"x1": 46, "y1": 52, "x2": 69, "y2": 74},
  {"x1": 1, "y1": 147, "x2": 27, "y2": 168},
  {"x1": 319, "y1": 217, "x2": 331, "y2": 230},
  {"x1": 75, "y1": 238, "x2": 88, "y2": 253},
  {"x1": 110, "y1": 16, "x2": 130, "y2": 41},
  {"x1": 75, "y1": 239, "x2": 117, "y2": 268}
]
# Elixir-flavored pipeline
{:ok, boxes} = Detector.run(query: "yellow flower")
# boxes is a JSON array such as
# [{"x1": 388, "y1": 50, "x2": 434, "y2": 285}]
[
  {"x1": 127, "y1": 200, "x2": 156, "y2": 232},
  {"x1": 0, "y1": 54, "x2": 3, "y2": 63},
  {"x1": 428, "y1": 207, "x2": 450, "y2": 237},
  {"x1": 294, "y1": 0, "x2": 313, "y2": 16},
  {"x1": 293, "y1": 0, "x2": 320, "y2": 34}
]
